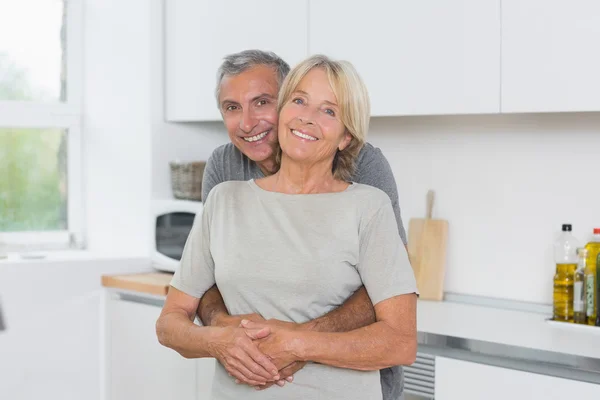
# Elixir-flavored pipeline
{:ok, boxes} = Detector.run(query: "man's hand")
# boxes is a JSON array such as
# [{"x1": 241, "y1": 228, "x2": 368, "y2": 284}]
[
  {"x1": 207, "y1": 325, "x2": 280, "y2": 386},
  {"x1": 240, "y1": 319, "x2": 301, "y2": 371}
]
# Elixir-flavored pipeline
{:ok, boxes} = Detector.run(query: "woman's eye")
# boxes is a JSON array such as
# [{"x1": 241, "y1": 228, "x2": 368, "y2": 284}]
[
  {"x1": 325, "y1": 108, "x2": 335, "y2": 116},
  {"x1": 292, "y1": 98, "x2": 304, "y2": 105}
]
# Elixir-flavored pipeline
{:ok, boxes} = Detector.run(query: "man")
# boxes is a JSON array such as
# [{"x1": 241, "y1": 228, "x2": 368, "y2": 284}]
[{"x1": 158, "y1": 50, "x2": 409, "y2": 400}]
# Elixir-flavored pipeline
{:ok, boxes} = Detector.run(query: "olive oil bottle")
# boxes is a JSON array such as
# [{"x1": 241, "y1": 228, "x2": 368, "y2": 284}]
[
  {"x1": 553, "y1": 224, "x2": 580, "y2": 322},
  {"x1": 584, "y1": 228, "x2": 600, "y2": 325},
  {"x1": 573, "y1": 248, "x2": 587, "y2": 324}
]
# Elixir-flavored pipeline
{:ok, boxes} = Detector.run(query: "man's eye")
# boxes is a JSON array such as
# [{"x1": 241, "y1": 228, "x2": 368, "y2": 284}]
[
  {"x1": 257, "y1": 99, "x2": 268, "y2": 106},
  {"x1": 226, "y1": 105, "x2": 237, "y2": 112},
  {"x1": 292, "y1": 98, "x2": 304, "y2": 105},
  {"x1": 325, "y1": 108, "x2": 335, "y2": 117}
]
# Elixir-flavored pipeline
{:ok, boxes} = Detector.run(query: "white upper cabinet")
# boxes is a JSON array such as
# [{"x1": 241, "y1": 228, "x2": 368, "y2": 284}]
[
  {"x1": 502, "y1": 0, "x2": 600, "y2": 113},
  {"x1": 165, "y1": 0, "x2": 308, "y2": 121},
  {"x1": 308, "y1": 0, "x2": 501, "y2": 117}
]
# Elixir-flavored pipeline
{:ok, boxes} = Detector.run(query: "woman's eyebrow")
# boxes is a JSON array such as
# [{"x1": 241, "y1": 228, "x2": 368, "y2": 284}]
[{"x1": 292, "y1": 90, "x2": 338, "y2": 106}]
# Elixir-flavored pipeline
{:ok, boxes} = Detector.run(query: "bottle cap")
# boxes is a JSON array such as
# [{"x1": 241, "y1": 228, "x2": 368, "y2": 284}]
[
  {"x1": 594, "y1": 228, "x2": 600, "y2": 235},
  {"x1": 562, "y1": 224, "x2": 572, "y2": 232}
]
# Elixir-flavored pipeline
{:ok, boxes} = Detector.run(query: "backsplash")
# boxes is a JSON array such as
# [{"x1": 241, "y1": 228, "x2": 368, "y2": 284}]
[
  {"x1": 156, "y1": 113, "x2": 600, "y2": 305},
  {"x1": 368, "y1": 112, "x2": 600, "y2": 305}
]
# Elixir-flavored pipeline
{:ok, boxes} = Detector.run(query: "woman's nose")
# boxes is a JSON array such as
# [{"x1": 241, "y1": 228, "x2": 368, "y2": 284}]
[{"x1": 298, "y1": 114, "x2": 314, "y2": 125}]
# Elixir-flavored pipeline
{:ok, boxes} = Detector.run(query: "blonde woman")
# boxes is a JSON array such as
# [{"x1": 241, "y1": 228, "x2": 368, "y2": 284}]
[{"x1": 158, "y1": 55, "x2": 418, "y2": 400}]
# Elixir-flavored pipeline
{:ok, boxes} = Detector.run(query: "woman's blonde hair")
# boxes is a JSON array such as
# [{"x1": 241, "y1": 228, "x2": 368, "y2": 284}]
[{"x1": 276, "y1": 55, "x2": 370, "y2": 181}]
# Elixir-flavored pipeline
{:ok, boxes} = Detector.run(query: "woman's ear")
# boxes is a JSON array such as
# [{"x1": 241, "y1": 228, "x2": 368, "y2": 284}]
[{"x1": 338, "y1": 131, "x2": 353, "y2": 151}]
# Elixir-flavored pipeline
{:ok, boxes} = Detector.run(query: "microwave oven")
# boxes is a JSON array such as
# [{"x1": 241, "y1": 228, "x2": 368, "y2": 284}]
[{"x1": 151, "y1": 199, "x2": 203, "y2": 272}]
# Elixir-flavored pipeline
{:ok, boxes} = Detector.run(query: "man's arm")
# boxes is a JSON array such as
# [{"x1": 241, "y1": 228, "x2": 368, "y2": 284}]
[
  {"x1": 303, "y1": 287, "x2": 375, "y2": 332},
  {"x1": 197, "y1": 284, "x2": 375, "y2": 333},
  {"x1": 197, "y1": 285, "x2": 266, "y2": 327}
]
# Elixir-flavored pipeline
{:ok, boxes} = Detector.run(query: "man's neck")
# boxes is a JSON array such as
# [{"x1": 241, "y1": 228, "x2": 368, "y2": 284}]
[{"x1": 256, "y1": 157, "x2": 278, "y2": 176}]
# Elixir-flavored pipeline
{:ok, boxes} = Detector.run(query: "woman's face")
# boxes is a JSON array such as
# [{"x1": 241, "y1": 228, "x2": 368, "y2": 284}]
[{"x1": 278, "y1": 68, "x2": 352, "y2": 169}]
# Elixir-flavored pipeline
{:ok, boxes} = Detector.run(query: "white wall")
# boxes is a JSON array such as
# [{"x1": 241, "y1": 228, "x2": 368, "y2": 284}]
[{"x1": 368, "y1": 112, "x2": 600, "y2": 305}]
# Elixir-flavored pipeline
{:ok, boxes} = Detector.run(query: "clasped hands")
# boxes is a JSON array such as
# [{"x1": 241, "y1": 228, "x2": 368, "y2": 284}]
[{"x1": 208, "y1": 314, "x2": 307, "y2": 390}]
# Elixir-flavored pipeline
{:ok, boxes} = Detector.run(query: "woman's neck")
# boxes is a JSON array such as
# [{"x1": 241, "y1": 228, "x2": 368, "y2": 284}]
[{"x1": 263, "y1": 157, "x2": 348, "y2": 194}]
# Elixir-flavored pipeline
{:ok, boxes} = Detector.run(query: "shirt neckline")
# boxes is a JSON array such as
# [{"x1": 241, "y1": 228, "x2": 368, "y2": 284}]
[{"x1": 248, "y1": 179, "x2": 356, "y2": 197}]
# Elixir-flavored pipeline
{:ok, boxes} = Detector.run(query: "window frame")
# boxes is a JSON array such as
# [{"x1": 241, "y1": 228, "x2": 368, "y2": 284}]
[{"x1": 0, "y1": 0, "x2": 84, "y2": 251}]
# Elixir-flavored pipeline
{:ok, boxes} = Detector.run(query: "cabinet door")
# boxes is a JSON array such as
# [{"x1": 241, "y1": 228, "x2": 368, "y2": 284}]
[
  {"x1": 308, "y1": 0, "x2": 500, "y2": 117},
  {"x1": 435, "y1": 357, "x2": 600, "y2": 400},
  {"x1": 502, "y1": 0, "x2": 600, "y2": 113},
  {"x1": 196, "y1": 358, "x2": 216, "y2": 400},
  {"x1": 166, "y1": 0, "x2": 308, "y2": 121},
  {"x1": 107, "y1": 298, "x2": 196, "y2": 400}
]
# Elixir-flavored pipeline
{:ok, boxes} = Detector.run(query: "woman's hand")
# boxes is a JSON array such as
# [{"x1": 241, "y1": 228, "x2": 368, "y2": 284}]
[
  {"x1": 254, "y1": 361, "x2": 307, "y2": 390},
  {"x1": 240, "y1": 319, "x2": 304, "y2": 371},
  {"x1": 207, "y1": 325, "x2": 281, "y2": 386}
]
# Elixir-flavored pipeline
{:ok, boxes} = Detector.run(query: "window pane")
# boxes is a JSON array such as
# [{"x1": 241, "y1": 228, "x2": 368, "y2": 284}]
[
  {"x1": 0, "y1": 0, "x2": 66, "y2": 102},
  {"x1": 0, "y1": 128, "x2": 67, "y2": 231}
]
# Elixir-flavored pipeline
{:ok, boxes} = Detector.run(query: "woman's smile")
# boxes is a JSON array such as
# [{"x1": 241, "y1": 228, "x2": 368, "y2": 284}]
[{"x1": 290, "y1": 128, "x2": 318, "y2": 141}]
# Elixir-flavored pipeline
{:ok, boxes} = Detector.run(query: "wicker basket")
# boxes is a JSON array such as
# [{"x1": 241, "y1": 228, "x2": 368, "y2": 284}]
[{"x1": 169, "y1": 161, "x2": 206, "y2": 201}]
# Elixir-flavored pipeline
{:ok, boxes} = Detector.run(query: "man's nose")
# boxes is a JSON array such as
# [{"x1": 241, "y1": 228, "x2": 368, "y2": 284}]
[{"x1": 239, "y1": 109, "x2": 258, "y2": 133}]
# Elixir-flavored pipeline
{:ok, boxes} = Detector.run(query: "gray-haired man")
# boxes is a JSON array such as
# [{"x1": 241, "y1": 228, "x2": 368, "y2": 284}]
[{"x1": 188, "y1": 50, "x2": 409, "y2": 399}]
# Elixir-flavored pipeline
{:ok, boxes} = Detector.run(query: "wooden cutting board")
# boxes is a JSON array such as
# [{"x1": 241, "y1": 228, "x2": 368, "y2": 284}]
[{"x1": 408, "y1": 190, "x2": 449, "y2": 301}]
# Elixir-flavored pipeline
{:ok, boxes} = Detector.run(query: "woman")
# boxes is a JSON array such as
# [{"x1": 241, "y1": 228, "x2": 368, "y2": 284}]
[{"x1": 165, "y1": 55, "x2": 417, "y2": 399}]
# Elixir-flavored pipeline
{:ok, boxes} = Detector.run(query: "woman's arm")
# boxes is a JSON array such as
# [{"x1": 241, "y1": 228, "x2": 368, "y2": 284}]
[
  {"x1": 293, "y1": 293, "x2": 416, "y2": 370},
  {"x1": 244, "y1": 293, "x2": 416, "y2": 371},
  {"x1": 157, "y1": 287, "x2": 280, "y2": 386}
]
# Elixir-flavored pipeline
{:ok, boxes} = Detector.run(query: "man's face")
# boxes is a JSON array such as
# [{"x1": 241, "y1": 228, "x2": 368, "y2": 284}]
[{"x1": 218, "y1": 66, "x2": 280, "y2": 164}]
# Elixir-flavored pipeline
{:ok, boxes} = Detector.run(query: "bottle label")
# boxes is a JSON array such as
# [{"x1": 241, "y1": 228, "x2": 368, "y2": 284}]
[
  {"x1": 574, "y1": 281, "x2": 584, "y2": 312},
  {"x1": 586, "y1": 274, "x2": 595, "y2": 317}
]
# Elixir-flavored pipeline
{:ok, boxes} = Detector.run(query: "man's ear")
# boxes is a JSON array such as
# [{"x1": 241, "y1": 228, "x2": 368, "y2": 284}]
[{"x1": 338, "y1": 131, "x2": 353, "y2": 151}]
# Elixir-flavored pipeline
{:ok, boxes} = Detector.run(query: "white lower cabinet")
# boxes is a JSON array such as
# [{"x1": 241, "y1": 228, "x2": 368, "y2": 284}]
[
  {"x1": 435, "y1": 357, "x2": 600, "y2": 400},
  {"x1": 197, "y1": 357, "x2": 216, "y2": 399},
  {"x1": 106, "y1": 297, "x2": 215, "y2": 400}
]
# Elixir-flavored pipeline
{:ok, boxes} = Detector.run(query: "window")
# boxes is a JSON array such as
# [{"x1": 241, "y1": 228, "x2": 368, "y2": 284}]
[{"x1": 0, "y1": 0, "x2": 83, "y2": 251}]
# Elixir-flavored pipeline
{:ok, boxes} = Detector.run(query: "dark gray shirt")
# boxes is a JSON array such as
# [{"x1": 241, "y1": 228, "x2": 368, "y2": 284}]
[{"x1": 201, "y1": 142, "x2": 408, "y2": 400}]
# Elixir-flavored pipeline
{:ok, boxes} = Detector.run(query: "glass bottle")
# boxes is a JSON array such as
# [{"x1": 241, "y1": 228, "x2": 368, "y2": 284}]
[
  {"x1": 573, "y1": 248, "x2": 587, "y2": 324},
  {"x1": 584, "y1": 228, "x2": 600, "y2": 325},
  {"x1": 553, "y1": 224, "x2": 579, "y2": 322}
]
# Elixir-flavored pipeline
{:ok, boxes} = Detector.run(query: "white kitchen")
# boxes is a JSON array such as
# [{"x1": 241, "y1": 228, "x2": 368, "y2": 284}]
[{"x1": 1, "y1": 0, "x2": 600, "y2": 399}]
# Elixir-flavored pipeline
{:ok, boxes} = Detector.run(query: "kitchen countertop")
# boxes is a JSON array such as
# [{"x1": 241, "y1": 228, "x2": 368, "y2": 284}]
[
  {"x1": 102, "y1": 272, "x2": 600, "y2": 383},
  {"x1": 102, "y1": 272, "x2": 173, "y2": 296},
  {"x1": 417, "y1": 300, "x2": 600, "y2": 360}
]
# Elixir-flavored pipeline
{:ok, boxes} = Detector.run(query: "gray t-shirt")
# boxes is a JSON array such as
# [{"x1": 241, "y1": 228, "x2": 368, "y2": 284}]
[
  {"x1": 200, "y1": 142, "x2": 408, "y2": 400},
  {"x1": 201, "y1": 142, "x2": 407, "y2": 245},
  {"x1": 171, "y1": 180, "x2": 417, "y2": 400}
]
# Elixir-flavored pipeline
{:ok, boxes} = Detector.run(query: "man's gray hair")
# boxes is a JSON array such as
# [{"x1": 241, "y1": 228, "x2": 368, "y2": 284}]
[{"x1": 215, "y1": 50, "x2": 290, "y2": 107}]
